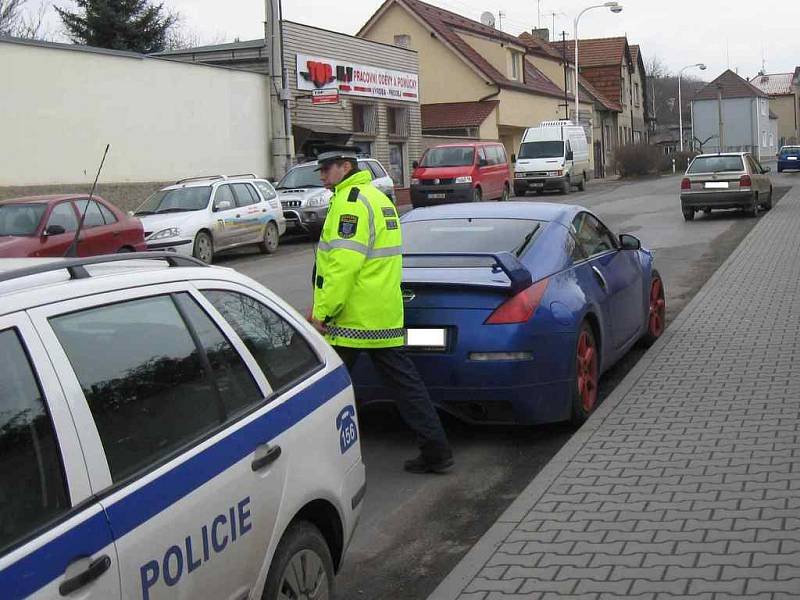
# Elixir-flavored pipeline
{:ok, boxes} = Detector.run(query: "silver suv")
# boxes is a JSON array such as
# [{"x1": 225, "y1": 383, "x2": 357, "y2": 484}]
[{"x1": 276, "y1": 158, "x2": 395, "y2": 237}]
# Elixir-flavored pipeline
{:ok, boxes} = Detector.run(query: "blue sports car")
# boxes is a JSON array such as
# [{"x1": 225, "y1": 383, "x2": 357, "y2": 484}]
[{"x1": 352, "y1": 202, "x2": 665, "y2": 425}]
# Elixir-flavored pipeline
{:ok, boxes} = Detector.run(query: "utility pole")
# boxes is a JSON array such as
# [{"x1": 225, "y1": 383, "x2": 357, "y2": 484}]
[
  {"x1": 717, "y1": 84, "x2": 725, "y2": 152},
  {"x1": 265, "y1": 0, "x2": 292, "y2": 179},
  {"x1": 563, "y1": 34, "x2": 570, "y2": 123},
  {"x1": 498, "y1": 11, "x2": 505, "y2": 31}
]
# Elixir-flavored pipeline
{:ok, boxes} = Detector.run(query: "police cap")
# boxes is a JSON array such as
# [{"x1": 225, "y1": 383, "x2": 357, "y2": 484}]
[{"x1": 314, "y1": 148, "x2": 359, "y2": 171}]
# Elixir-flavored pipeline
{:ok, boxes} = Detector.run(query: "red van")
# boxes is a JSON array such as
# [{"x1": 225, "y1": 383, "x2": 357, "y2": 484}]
[{"x1": 410, "y1": 142, "x2": 512, "y2": 208}]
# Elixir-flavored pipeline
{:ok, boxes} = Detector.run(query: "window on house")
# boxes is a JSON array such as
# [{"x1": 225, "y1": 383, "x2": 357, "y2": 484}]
[
  {"x1": 566, "y1": 69, "x2": 575, "y2": 94},
  {"x1": 510, "y1": 51, "x2": 523, "y2": 81},
  {"x1": 761, "y1": 99, "x2": 768, "y2": 116},
  {"x1": 387, "y1": 106, "x2": 410, "y2": 137},
  {"x1": 353, "y1": 103, "x2": 377, "y2": 135},
  {"x1": 634, "y1": 83, "x2": 640, "y2": 106},
  {"x1": 394, "y1": 34, "x2": 411, "y2": 48}
]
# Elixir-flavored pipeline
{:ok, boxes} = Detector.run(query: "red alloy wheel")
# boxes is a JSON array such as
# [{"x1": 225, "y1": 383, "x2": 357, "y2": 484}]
[
  {"x1": 576, "y1": 328, "x2": 598, "y2": 413},
  {"x1": 648, "y1": 276, "x2": 666, "y2": 338}
]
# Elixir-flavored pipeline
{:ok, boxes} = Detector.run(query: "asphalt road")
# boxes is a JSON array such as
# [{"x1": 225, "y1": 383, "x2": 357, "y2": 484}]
[{"x1": 216, "y1": 170, "x2": 797, "y2": 600}]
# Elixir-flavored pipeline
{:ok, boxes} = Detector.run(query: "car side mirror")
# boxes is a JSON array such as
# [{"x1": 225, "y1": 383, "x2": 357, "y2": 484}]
[
  {"x1": 479, "y1": 158, "x2": 489, "y2": 167},
  {"x1": 619, "y1": 233, "x2": 641, "y2": 251},
  {"x1": 511, "y1": 154, "x2": 517, "y2": 163},
  {"x1": 412, "y1": 160, "x2": 420, "y2": 170},
  {"x1": 214, "y1": 200, "x2": 232, "y2": 211},
  {"x1": 43, "y1": 224, "x2": 66, "y2": 237}
]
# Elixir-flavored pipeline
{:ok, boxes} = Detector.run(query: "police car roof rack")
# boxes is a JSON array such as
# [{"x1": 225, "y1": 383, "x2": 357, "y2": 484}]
[
  {"x1": 175, "y1": 175, "x2": 227, "y2": 185},
  {"x1": 0, "y1": 252, "x2": 208, "y2": 285},
  {"x1": 227, "y1": 173, "x2": 258, "y2": 180}
]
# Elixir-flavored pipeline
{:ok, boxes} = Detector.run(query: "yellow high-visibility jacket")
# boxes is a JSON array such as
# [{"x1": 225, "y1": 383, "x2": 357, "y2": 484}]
[{"x1": 312, "y1": 169, "x2": 404, "y2": 348}]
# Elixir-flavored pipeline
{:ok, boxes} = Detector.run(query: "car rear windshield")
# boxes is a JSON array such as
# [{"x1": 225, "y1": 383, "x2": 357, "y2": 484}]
[
  {"x1": 135, "y1": 186, "x2": 211, "y2": 215},
  {"x1": 404, "y1": 218, "x2": 544, "y2": 256},
  {"x1": 518, "y1": 141, "x2": 564, "y2": 159},
  {"x1": 780, "y1": 146, "x2": 800, "y2": 155},
  {"x1": 420, "y1": 147, "x2": 475, "y2": 168},
  {"x1": 687, "y1": 156, "x2": 745, "y2": 174},
  {"x1": 277, "y1": 165, "x2": 324, "y2": 189},
  {"x1": 0, "y1": 204, "x2": 47, "y2": 236}
]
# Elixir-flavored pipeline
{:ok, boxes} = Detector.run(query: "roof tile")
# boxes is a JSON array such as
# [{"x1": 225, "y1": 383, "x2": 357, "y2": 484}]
[
  {"x1": 693, "y1": 70, "x2": 768, "y2": 101},
  {"x1": 748, "y1": 72, "x2": 796, "y2": 96},
  {"x1": 421, "y1": 100, "x2": 498, "y2": 129}
]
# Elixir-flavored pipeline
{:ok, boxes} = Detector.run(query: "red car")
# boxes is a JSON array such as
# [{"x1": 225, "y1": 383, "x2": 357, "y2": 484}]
[
  {"x1": 0, "y1": 195, "x2": 146, "y2": 258},
  {"x1": 410, "y1": 142, "x2": 512, "y2": 207}
]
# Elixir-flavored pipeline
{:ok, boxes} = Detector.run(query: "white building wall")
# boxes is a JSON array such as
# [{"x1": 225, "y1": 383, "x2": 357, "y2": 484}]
[{"x1": 0, "y1": 38, "x2": 272, "y2": 187}]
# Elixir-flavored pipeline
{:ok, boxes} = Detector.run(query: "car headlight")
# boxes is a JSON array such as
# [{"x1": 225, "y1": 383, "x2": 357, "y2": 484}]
[
  {"x1": 547, "y1": 171, "x2": 564, "y2": 177},
  {"x1": 411, "y1": 178, "x2": 420, "y2": 185},
  {"x1": 306, "y1": 193, "x2": 330, "y2": 208},
  {"x1": 455, "y1": 176, "x2": 473, "y2": 184},
  {"x1": 149, "y1": 227, "x2": 180, "y2": 240}
]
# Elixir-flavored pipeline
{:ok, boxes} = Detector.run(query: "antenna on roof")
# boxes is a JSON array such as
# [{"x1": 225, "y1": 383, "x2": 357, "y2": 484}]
[
  {"x1": 65, "y1": 144, "x2": 110, "y2": 258},
  {"x1": 480, "y1": 11, "x2": 496, "y2": 29}
]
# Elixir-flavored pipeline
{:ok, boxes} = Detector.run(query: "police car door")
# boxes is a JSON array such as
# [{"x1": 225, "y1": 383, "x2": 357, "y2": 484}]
[
  {"x1": 30, "y1": 284, "x2": 288, "y2": 600},
  {"x1": 0, "y1": 313, "x2": 120, "y2": 600}
]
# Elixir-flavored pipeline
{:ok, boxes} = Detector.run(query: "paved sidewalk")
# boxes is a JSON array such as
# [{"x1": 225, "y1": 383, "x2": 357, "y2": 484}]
[{"x1": 430, "y1": 187, "x2": 800, "y2": 599}]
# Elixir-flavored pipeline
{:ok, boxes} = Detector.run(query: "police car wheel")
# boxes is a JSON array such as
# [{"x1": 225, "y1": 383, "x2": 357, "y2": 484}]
[
  {"x1": 260, "y1": 221, "x2": 280, "y2": 254},
  {"x1": 262, "y1": 522, "x2": 334, "y2": 600},
  {"x1": 193, "y1": 231, "x2": 214, "y2": 264}
]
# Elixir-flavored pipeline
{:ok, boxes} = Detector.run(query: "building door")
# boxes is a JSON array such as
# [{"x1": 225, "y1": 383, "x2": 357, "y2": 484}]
[
  {"x1": 594, "y1": 141, "x2": 604, "y2": 179},
  {"x1": 388, "y1": 143, "x2": 405, "y2": 187}
]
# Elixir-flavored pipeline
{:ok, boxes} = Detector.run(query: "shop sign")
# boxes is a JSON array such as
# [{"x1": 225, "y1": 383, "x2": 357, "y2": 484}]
[
  {"x1": 297, "y1": 53, "x2": 419, "y2": 103},
  {"x1": 312, "y1": 88, "x2": 340, "y2": 105}
]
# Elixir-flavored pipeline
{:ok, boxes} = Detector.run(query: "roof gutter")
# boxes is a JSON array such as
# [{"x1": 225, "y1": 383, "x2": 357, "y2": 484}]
[{"x1": 479, "y1": 87, "x2": 501, "y2": 102}]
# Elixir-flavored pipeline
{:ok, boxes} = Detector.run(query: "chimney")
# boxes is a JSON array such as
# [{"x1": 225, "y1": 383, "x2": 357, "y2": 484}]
[{"x1": 531, "y1": 28, "x2": 549, "y2": 42}]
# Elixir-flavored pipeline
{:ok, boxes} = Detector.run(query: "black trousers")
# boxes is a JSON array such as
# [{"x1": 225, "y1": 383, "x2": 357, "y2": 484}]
[{"x1": 335, "y1": 346, "x2": 452, "y2": 460}]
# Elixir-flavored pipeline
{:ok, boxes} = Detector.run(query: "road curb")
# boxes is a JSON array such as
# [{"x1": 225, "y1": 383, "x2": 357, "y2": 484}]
[{"x1": 427, "y1": 186, "x2": 799, "y2": 600}]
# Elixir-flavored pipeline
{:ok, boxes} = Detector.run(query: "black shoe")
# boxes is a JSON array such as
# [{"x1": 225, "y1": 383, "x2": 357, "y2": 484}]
[{"x1": 404, "y1": 453, "x2": 454, "y2": 474}]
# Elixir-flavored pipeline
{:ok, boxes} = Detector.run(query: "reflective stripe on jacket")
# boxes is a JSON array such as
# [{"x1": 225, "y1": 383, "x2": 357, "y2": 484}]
[{"x1": 312, "y1": 169, "x2": 404, "y2": 348}]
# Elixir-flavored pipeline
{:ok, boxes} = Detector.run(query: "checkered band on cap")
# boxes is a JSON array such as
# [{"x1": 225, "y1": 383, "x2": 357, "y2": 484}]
[{"x1": 326, "y1": 326, "x2": 405, "y2": 340}]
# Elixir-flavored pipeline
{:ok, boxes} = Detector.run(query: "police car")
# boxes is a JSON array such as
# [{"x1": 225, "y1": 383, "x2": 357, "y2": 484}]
[{"x1": 0, "y1": 253, "x2": 365, "y2": 599}]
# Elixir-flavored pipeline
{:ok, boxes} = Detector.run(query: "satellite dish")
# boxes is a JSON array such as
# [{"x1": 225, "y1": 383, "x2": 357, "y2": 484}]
[{"x1": 480, "y1": 11, "x2": 496, "y2": 28}]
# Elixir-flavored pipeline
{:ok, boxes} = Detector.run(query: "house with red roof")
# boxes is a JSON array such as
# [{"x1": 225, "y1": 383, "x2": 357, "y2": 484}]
[
  {"x1": 357, "y1": 0, "x2": 607, "y2": 173},
  {"x1": 748, "y1": 70, "x2": 800, "y2": 146}
]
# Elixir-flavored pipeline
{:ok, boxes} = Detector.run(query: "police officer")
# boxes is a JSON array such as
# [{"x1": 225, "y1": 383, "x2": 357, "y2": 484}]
[{"x1": 310, "y1": 149, "x2": 454, "y2": 474}]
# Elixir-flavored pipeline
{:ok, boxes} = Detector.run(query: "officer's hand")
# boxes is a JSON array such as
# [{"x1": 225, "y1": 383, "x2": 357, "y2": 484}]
[{"x1": 310, "y1": 317, "x2": 327, "y2": 334}]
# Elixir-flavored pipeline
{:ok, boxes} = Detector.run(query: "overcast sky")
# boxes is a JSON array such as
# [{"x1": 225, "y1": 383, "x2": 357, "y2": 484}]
[{"x1": 36, "y1": 0, "x2": 800, "y2": 79}]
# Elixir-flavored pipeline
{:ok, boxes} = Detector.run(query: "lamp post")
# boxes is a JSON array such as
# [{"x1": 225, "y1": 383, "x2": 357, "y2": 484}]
[
  {"x1": 678, "y1": 63, "x2": 707, "y2": 151},
  {"x1": 574, "y1": 2, "x2": 623, "y2": 124}
]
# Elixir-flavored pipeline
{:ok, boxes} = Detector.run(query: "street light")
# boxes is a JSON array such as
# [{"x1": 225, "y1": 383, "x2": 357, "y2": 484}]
[
  {"x1": 574, "y1": 2, "x2": 623, "y2": 124},
  {"x1": 679, "y1": 63, "x2": 707, "y2": 151}
]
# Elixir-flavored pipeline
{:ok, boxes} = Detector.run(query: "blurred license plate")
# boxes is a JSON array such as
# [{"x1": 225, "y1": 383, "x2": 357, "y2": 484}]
[
  {"x1": 705, "y1": 182, "x2": 729, "y2": 189},
  {"x1": 405, "y1": 328, "x2": 447, "y2": 348},
  {"x1": 788, "y1": 157, "x2": 798, "y2": 160},
  {"x1": 428, "y1": 193, "x2": 446, "y2": 199},
  {"x1": 531, "y1": 183, "x2": 544, "y2": 188}
]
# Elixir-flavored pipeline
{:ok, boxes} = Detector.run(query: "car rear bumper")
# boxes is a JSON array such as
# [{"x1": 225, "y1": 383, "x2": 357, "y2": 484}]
[
  {"x1": 514, "y1": 175, "x2": 567, "y2": 192},
  {"x1": 410, "y1": 183, "x2": 473, "y2": 206},
  {"x1": 778, "y1": 160, "x2": 800, "y2": 170},
  {"x1": 681, "y1": 191, "x2": 753, "y2": 209}
]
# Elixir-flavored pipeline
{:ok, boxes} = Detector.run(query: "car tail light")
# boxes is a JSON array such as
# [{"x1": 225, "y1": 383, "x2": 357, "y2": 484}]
[
  {"x1": 486, "y1": 278, "x2": 550, "y2": 325},
  {"x1": 740, "y1": 174, "x2": 752, "y2": 188},
  {"x1": 681, "y1": 178, "x2": 691, "y2": 190}
]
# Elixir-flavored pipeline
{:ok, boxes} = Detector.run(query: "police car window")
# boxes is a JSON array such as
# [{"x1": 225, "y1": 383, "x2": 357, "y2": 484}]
[
  {"x1": 232, "y1": 183, "x2": 258, "y2": 208},
  {"x1": 214, "y1": 185, "x2": 236, "y2": 209},
  {"x1": 203, "y1": 290, "x2": 321, "y2": 391},
  {"x1": 50, "y1": 294, "x2": 258, "y2": 483},
  {"x1": 47, "y1": 202, "x2": 79, "y2": 233},
  {"x1": 74, "y1": 200, "x2": 106, "y2": 228},
  {"x1": 368, "y1": 161, "x2": 387, "y2": 179},
  {"x1": 254, "y1": 181, "x2": 277, "y2": 201},
  {"x1": 0, "y1": 329, "x2": 69, "y2": 553}
]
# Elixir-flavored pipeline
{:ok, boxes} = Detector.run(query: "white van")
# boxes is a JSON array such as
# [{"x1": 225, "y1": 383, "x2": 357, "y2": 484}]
[
  {"x1": 513, "y1": 121, "x2": 591, "y2": 195},
  {"x1": 0, "y1": 253, "x2": 364, "y2": 600}
]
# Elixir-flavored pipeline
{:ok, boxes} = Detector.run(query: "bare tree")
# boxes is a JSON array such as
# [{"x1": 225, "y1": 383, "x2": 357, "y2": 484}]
[
  {"x1": 1, "y1": 0, "x2": 50, "y2": 39},
  {"x1": 162, "y1": 11, "x2": 226, "y2": 51}
]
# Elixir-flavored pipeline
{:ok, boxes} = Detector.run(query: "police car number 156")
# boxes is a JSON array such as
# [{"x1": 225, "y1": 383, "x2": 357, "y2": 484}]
[{"x1": 336, "y1": 406, "x2": 358, "y2": 454}]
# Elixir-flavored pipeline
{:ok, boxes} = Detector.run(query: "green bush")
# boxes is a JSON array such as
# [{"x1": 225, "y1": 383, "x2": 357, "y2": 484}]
[{"x1": 614, "y1": 144, "x2": 663, "y2": 177}]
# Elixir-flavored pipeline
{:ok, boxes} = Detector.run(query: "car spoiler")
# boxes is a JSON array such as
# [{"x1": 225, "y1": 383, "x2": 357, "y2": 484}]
[{"x1": 402, "y1": 252, "x2": 533, "y2": 295}]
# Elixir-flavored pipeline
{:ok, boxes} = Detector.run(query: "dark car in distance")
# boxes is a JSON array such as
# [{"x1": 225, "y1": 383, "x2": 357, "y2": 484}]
[{"x1": 0, "y1": 195, "x2": 146, "y2": 258}]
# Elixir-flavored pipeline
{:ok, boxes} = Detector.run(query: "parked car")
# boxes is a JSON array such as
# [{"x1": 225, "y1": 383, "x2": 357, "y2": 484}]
[
  {"x1": 351, "y1": 202, "x2": 664, "y2": 426},
  {"x1": 0, "y1": 253, "x2": 364, "y2": 600},
  {"x1": 0, "y1": 194, "x2": 145, "y2": 258},
  {"x1": 276, "y1": 158, "x2": 395, "y2": 238},
  {"x1": 777, "y1": 145, "x2": 800, "y2": 172},
  {"x1": 680, "y1": 152, "x2": 773, "y2": 220},
  {"x1": 410, "y1": 142, "x2": 512, "y2": 207},
  {"x1": 513, "y1": 121, "x2": 591, "y2": 196},
  {"x1": 134, "y1": 175, "x2": 286, "y2": 263}
]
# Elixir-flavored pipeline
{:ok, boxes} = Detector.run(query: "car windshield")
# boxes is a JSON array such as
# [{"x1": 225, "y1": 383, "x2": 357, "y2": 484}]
[
  {"x1": 780, "y1": 146, "x2": 800, "y2": 155},
  {"x1": 135, "y1": 187, "x2": 212, "y2": 215},
  {"x1": 0, "y1": 203, "x2": 47, "y2": 236},
  {"x1": 420, "y1": 147, "x2": 475, "y2": 168},
  {"x1": 518, "y1": 141, "x2": 564, "y2": 159},
  {"x1": 687, "y1": 156, "x2": 745, "y2": 174},
  {"x1": 403, "y1": 218, "x2": 544, "y2": 257},
  {"x1": 277, "y1": 165, "x2": 324, "y2": 189}
]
